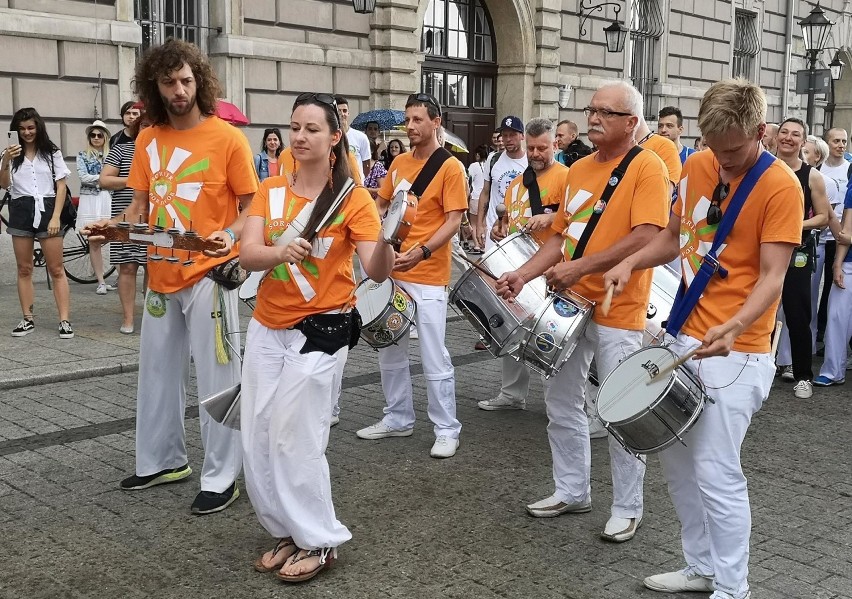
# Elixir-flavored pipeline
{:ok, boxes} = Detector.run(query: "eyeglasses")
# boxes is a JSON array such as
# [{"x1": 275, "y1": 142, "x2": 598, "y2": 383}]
[
  {"x1": 89, "y1": 132, "x2": 104, "y2": 139},
  {"x1": 583, "y1": 107, "x2": 633, "y2": 119},
  {"x1": 406, "y1": 93, "x2": 442, "y2": 117},
  {"x1": 707, "y1": 181, "x2": 729, "y2": 226}
]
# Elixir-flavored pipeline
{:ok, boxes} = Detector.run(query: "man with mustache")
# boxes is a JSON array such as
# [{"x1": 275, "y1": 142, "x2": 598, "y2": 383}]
[
  {"x1": 92, "y1": 39, "x2": 258, "y2": 514},
  {"x1": 495, "y1": 81, "x2": 670, "y2": 542}
]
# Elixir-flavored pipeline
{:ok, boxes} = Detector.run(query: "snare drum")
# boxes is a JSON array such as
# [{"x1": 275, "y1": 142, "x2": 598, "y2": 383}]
[
  {"x1": 238, "y1": 270, "x2": 266, "y2": 310},
  {"x1": 449, "y1": 232, "x2": 547, "y2": 356},
  {"x1": 516, "y1": 290, "x2": 594, "y2": 378},
  {"x1": 355, "y1": 278, "x2": 416, "y2": 348},
  {"x1": 382, "y1": 190, "x2": 418, "y2": 245},
  {"x1": 597, "y1": 345, "x2": 708, "y2": 456}
]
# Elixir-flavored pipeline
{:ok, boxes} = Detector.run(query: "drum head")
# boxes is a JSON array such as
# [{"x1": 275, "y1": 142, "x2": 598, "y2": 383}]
[
  {"x1": 383, "y1": 191, "x2": 406, "y2": 230},
  {"x1": 597, "y1": 346, "x2": 677, "y2": 423},
  {"x1": 355, "y1": 279, "x2": 393, "y2": 322}
]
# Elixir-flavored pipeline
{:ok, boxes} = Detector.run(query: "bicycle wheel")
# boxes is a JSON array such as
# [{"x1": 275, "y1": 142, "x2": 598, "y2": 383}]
[{"x1": 62, "y1": 226, "x2": 115, "y2": 283}]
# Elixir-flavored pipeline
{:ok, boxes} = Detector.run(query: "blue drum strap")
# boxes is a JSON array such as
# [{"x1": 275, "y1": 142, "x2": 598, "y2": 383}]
[{"x1": 664, "y1": 151, "x2": 775, "y2": 338}]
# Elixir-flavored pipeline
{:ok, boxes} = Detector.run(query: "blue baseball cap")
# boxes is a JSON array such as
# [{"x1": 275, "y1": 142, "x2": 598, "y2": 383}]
[{"x1": 498, "y1": 115, "x2": 524, "y2": 133}]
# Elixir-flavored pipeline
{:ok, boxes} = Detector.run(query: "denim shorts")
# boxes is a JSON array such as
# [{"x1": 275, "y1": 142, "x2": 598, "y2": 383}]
[{"x1": 6, "y1": 195, "x2": 59, "y2": 239}]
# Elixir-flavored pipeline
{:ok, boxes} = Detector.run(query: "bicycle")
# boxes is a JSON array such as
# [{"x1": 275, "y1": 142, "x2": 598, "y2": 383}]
[{"x1": 0, "y1": 194, "x2": 115, "y2": 284}]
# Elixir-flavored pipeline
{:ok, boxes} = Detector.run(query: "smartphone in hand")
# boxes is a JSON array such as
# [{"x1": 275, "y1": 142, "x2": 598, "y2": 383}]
[{"x1": 6, "y1": 131, "x2": 19, "y2": 148}]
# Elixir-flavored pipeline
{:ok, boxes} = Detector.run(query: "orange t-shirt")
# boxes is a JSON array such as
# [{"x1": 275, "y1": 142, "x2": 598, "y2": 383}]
[
  {"x1": 551, "y1": 149, "x2": 670, "y2": 330},
  {"x1": 504, "y1": 162, "x2": 568, "y2": 245},
  {"x1": 642, "y1": 134, "x2": 682, "y2": 187},
  {"x1": 378, "y1": 150, "x2": 468, "y2": 286},
  {"x1": 248, "y1": 175, "x2": 381, "y2": 329},
  {"x1": 127, "y1": 116, "x2": 259, "y2": 293},
  {"x1": 278, "y1": 146, "x2": 363, "y2": 186},
  {"x1": 673, "y1": 150, "x2": 803, "y2": 352}
]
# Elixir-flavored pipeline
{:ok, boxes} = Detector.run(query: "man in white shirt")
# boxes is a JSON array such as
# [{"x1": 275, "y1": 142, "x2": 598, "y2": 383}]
[
  {"x1": 335, "y1": 96, "x2": 371, "y2": 179},
  {"x1": 476, "y1": 116, "x2": 528, "y2": 251}
]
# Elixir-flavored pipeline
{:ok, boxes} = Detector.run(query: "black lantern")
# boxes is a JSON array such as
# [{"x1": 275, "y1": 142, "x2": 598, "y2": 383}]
[
  {"x1": 352, "y1": 0, "x2": 377, "y2": 13},
  {"x1": 829, "y1": 51, "x2": 845, "y2": 81},
  {"x1": 799, "y1": 4, "x2": 832, "y2": 55},
  {"x1": 604, "y1": 20, "x2": 629, "y2": 53}
]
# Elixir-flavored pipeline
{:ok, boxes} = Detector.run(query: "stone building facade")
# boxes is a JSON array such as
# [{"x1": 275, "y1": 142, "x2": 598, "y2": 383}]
[{"x1": 0, "y1": 0, "x2": 850, "y2": 189}]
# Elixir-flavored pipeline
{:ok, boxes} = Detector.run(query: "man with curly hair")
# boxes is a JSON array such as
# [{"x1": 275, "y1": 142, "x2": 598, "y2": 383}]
[{"x1": 110, "y1": 38, "x2": 258, "y2": 514}]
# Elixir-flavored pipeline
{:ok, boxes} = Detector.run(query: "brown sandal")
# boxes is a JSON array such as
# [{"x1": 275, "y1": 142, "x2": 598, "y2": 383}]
[
  {"x1": 253, "y1": 537, "x2": 298, "y2": 573},
  {"x1": 276, "y1": 547, "x2": 337, "y2": 583}
]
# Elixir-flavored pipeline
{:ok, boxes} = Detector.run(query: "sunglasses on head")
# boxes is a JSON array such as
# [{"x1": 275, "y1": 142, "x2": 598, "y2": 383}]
[
  {"x1": 293, "y1": 93, "x2": 340, "y2": 125},
  {"x1": 407, "y1": 93, "x2": 442, "y2": 117},
  {"x1": 707, "y1": 180, "x2": 729, "y2": 226}
]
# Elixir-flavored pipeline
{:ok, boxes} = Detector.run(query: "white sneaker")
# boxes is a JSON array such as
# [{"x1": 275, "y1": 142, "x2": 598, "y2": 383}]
[
  {"x1": 525, "y1": 494, "x2": 591, "y2": 518},
  {"x1": 95, "y1": 283, "x2": 108, "y2": 295},
  {"x1": 793, "y1": 379, "x2": 813, "y2": 399},
  {"x1": 106, "y1": 282, "x2": 119, "y2": 291},
  {"x1": 430, "y1": 435, "x2": 459, "y2": 458},
  {"x1": 846, "y1": 356, "x2": 851, "y2": 371},
  {"x1": 355, "y1": 421, "x2": 413, "y2": 440},
  {"x1": 330, "y1": 415, "x2": 340, "y2": 427},
  {"x1": 643, "y1": 567, "x2": 714, "y2": 593},
  {"x1": 477, "y1": 396, "x2": 525, "y2": 410},
  {"x1": 600, "y1": 515, "x2": 641, "y2": 542},
  {"x1": 779, "y1": 365, "x2": 794, "y2": 381},
  {"x1": 709, "y1": 592, "x2": 751, "y2": 599},
  {"x1": 588, "y1": 417, "x2": 608, "y2": 439}
]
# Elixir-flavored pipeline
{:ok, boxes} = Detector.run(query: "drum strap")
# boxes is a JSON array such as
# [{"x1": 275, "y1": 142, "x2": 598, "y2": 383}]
[
  {"x1": 664, "y1": 151, "x2": 776, "y2": 338},
  {"x1": 410, "y1": 147, "x2": 453, "y2": 198},
  {"x1": 573, "y1": 145, "x2": 644, "y2": 260},
  {"x1": 521, "y1": 166, "x2": 560, "y2": 216}
]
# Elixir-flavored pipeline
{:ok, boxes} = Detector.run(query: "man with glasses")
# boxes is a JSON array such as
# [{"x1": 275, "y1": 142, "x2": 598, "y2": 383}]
[
  {"x1": 494, "y1": 81, "x2": 670, "y2": 543},
  {"x1": 604, "y1": 79, "x2": 802, "y2": 599},
  {"x1": 356, "y1": 93, "x2": 468, "y2": 459}
]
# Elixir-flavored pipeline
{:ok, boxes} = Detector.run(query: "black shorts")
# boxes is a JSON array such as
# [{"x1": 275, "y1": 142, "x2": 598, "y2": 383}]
[{"x1": 6, "y1": 195, "x2": 59, "y2": 239}]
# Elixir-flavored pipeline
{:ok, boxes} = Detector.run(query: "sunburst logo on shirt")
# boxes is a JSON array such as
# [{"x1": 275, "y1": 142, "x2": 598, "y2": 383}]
[
  {"x1": 678, "y1": 177, "x2": 727, "y2": 286},
  {"x1": 144, "y1": 139, "x2": 208, "y2": 230}
]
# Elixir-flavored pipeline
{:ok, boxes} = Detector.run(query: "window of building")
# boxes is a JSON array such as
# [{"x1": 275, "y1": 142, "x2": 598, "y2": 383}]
[
  {"x1": 135, "y1": 0, "x2": 206, "y2": 53},
  {"x1": 629, "y1": 0, "x2": 664, "y2": 119},
  {"x1": 733, "y1": 10, "x2": 760, "y2": 81}
]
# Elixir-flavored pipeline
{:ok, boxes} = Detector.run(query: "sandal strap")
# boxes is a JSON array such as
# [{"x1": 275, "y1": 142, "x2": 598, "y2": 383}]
[
  {"x1": 291, "y1": 547, "x2": 333, "y2": 566},
  {"x1": 271, "y1": 537, "x2": 295, "y2": 558}
]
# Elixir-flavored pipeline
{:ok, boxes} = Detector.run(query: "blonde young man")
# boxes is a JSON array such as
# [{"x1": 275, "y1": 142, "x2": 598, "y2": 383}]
[
  {"x1": 356, "y1": 93, "x2": 468, "y2": 459},
  {"x1": 478, "y1": 118, "x2": 568, "y2": 411},
  {"x1": 495, "y1": 81, "x2": 670, "y2": 542},
  {"x1": 604, "y1": 79, "x2": 803, "y2": 599}
]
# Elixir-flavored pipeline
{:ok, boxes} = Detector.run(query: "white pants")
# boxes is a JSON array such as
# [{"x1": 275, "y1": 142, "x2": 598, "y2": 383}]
[
  {"x1": 659, "y1": 333, "x2": 774, "y2": 599},
  {"x1": 135, "y1": 277, "x2": 242, "y2": 493},
  {"x1": 241, "y1": 320, "x2": 351, "y2": 549},
  {"x1": 483, "y1": 211, "x2": 498, "y2": 252},
  {"x1": 494, "y1": 355, "x2": 546, "y2": 402},
  {"x1": 377, "y1": 280, "x2": 460, "y2": 438},
  {"x1": 775, "y1": 304, "x2": 791, "y2": 366},
  {"x1": 543, "y1": 321, "x2": 645, "y2": 518},
  {"x1": 818, "y1": 262, "x2": 852, "y2": 380}
]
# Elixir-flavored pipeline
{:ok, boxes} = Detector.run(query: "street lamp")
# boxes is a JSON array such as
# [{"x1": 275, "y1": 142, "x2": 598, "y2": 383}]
[
  {"x1": 799, "y1": 3, "x2": 834, "y2": 129},
  {"x1": 829, "y1": 51, "x2": 845, "y2": 81},
  {"x1": 579, "y1": 0, "x2": 627, "y2": 53},
  {"x1": 604, "y1": 20, "x2": 629, "y2": 53},
  {"x1": 352, "y1": 0, "x2": 376, "y2": 14}
]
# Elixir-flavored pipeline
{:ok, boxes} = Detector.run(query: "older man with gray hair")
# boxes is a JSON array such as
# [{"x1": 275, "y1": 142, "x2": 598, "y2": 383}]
[{"x1": 494, "y1": 81, "x2": 670, "y2": 543}]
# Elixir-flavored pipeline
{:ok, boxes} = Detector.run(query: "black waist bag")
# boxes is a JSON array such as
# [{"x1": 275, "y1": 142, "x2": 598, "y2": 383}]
[
  {"x1": 294, "y1": 309, "x2": 362, "y2": 355},
  {"x1": 206, "y1": 258, "x2": 246, "y2": 290}
]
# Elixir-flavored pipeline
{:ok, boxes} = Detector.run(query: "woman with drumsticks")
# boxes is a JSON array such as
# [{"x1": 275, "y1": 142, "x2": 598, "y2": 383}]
[{"x1": 239, "y1": 92, "x2": 394, "y2": 583}]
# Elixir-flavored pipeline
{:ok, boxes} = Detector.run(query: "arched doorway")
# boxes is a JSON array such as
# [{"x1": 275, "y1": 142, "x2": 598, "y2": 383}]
[{"x1": 421, "y1": 0, "x2": 498, "y2": 164}]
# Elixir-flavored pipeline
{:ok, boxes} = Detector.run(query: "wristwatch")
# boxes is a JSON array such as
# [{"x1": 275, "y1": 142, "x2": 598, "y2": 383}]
[{"x1": 420, "y1": 245, "x2": 432, "y2": 260}]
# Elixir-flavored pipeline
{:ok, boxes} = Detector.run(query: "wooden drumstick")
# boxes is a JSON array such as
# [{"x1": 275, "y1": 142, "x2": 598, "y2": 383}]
[
  {"x1": 458, "y1": 253, "x2": 499, "y2": 280},
  {"x1": 600, "y1": 285, "x2": 614, "y2": 317},
  {"x1": 647, "y1": 347, "x2": 701, "y2": 384},
  {"x1": 770, "y1": 320, "x2": 783, "y2": 359}
]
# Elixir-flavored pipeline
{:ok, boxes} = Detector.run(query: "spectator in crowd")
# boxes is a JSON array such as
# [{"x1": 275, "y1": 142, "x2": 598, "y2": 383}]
[
  {"x1": 491, "y1": 129, "x2": 504, "y2": 153},
  {"x1": 365, "y1": 120, "x2": 386, "y2": 164},
  {"x1": 76, "y1": 120, "x2": 112, "y2": 294},
  {"x1": 466, "y1": 144, "x2": 489, "y2": 254},
  {"x1": 364, "y1": 137, "x2": 402, "y2": 197},
  {"x1": 110, "y1": 101, "x2": 141, "y2": 147},
  {"x1": 555, "y1": 120, "x2": 593, "y2": 167},
  {"x1": 254, "y1": 128, "x2": 282, "y2": 182},
  {"x1": 99, "y1": 108, "x2": 151, "y2": 334},
  {"x1": 763, "y1": 122, "x2": 779, "y2": 153},
  {"x1": 657, "y1": 106, "x2": 696, "y2": 165},
  {"x1": 1, "y1": 107, "x2": 74, "y2": 339},
  {"x1": 335, "y1": 96, "x2": 371, "y2": 179}
]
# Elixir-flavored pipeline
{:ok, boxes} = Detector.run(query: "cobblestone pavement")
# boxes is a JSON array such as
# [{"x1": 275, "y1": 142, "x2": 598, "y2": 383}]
[{"x1": 0, "y1": 237, "x2": 851, "y2": 599}]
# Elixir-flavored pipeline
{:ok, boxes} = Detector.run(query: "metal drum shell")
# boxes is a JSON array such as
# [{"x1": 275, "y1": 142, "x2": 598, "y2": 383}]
[
  {"x1": 597, "y1": 346, "x2": 707, "y2": 456},
  {"x1": 355, "y1": 279, "x2": 416, "y2": 348},
  {"x1": 449, "y1": 232, "x2": 547, "y2": 356}
]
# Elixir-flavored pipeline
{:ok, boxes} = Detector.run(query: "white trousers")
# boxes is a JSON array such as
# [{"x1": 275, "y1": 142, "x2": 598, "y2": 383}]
[
  {"x1": 483, "y1": 211, "x2": 497, "y2": 252},
  {"x1": 818, "y1": 262, "x2": 852, "y2": 380},
  {"x1": 775, "y1": 304, "x2": 791, "y2": 366},
  {"x1": 241, "y1": 320, "x2": 351, "y2": 549},
  {"x1": 135, "y1": 277, "x2": 242, "y2": 493},
  {"x1": 495, "y1": 355, "x2": 546, "y2": 401},
  {"x1": 377, "y1": 280, "x2": 460, "y2": 438},
  {"x1": 659, "y1": 333, "x2": 774, "y2": 599},
  {"x1": 544, "y1": 321, "x2": 645, "y2": 518}
]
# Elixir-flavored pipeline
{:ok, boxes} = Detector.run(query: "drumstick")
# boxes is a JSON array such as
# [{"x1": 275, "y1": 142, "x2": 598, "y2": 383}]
[
  {"x1": 646, "y1": 347, "x2": 700, "y2": 384},
  {"x1": 770, "y1": 320, "x2": 783, "y2": 359},
  {"x1": 600, "y1": 285, "x2": 614, "y2": 317},
  {"x1": 458, "y1": 253, "x2": 498, "y2": 280}
]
